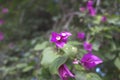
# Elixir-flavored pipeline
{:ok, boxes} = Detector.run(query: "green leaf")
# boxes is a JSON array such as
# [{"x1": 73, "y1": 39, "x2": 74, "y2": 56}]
[
  {"x1": 75, "y1": 71, "x2": 87, "y2": 80},
  {"x1": 114, "y1": 57, "x2": 120, "y2": 70},
  {"x1": 86, "y1": 73, "x2": 102, "y2": 80},
  {"x1": 75, "y1": 72, "x2": 102, "y2": 80},
  {"x1": 92, "y1": 40, "x2": 101, "y2": 51},
  {"x1": 16, "y1": 63, "x2": 27, "y2": 69},
  {"x1": 22, "y1": 66, "x2": 34, "y2": 72},
  {"x1": 49, "y1": 56, "x2": 68, "y2": 74},
  {"x1": 41, "y1": 47, "x2": 60, "y2": 67},
  {"x1": 93, "y1": 15, "x2": 102, "y2": 24},
  {"x1": 68, "y1": 41, "x2": 82, "y2": 46},
  {"x1": 62, "y1": 44, "x2": 78, "y2": 57},
  {"x1": 34, "y1": 41, "x2": 48, "y2": 51}
]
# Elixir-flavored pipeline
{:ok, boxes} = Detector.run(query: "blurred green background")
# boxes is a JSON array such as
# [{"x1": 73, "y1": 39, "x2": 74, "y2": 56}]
[{"x1": 0, "y1": 0, "x2": 120, "y2": 80}]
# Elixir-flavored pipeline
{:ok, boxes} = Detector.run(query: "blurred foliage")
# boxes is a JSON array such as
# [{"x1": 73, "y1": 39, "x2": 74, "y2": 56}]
[{"x1": 0, "y1": 0, "x2": 120, "y2": 80}]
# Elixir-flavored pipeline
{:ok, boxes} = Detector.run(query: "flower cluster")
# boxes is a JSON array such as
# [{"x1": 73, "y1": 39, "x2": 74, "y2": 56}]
[
  {"x1": 50, "y1": 31, "x2": 103, "y2": 80},
  {"x1": 50, "y1": 0, "x2": 104, "y2": 80},
  {"x1": 80, "y1": 0, "x2": 96, "y2": 16},
  {"x1": 50, "y1": 32, "x2": 72, "y2": 48}
]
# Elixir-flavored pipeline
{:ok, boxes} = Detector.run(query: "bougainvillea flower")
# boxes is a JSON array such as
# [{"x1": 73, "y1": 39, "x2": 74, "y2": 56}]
[
  {"x1": 60, "y1": 32, "x2": 72, "y2": 40},
  {"x1": 87, "y1": 0, "x2": 96, "y2": 16},
  {"x1": 2, "y1": 8, "x2": 9, "y2": 14},
  {"x1": 87, "y1": 0, "x2": 94, "y2": 7},
  {"x1": 73, "y1": 58, "x2": 79, "y2": 64},
  {"x1": 0, "y1": 19, "x2": 5, "y2": 25},
  {"x1": 50, "y1": 32, "x2": 71, "y2": 48},
  {"x1": 77, "y1": 32, "x2": 85, "y2": 40},
  {"x1": 88, "y1": 7, "x2": 96, "y2": 16},
  {"x1": 0, "y1": 32, "x2": 4, "y2": 41},
  {"x1": 101, "y1": 16, "x2": 107, "y2": 22},
  {"x1": 83, "y1": 41, "x2": 92, "y2": 51},
  {"x1": 80, "y1": 52, "x2": 103, "y2": 69},
  {"x1": 58, "y1": 64, "x2": 75, "y2": 80}
]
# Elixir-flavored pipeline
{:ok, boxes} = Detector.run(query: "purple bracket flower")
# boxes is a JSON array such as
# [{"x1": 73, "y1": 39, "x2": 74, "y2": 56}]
[
  {"x1": 83, "y1": 42, "x2": 92, "y2": 52},
  {"x1": 2, "y1": 8, "x2": 9, "y2": 14},
  {"x1": 88, "y1": 7, "x2": 96, "y2": 16},
  {"x1": 58, "y1": 64, "x2": 75, "y2": 80},
  {"x1": 50, "y1": 32, "x2": 72, "y2": 48},
  {"x1": 0, "y1": 19, "x2": 5, "y2": 25},
  {"x1": 0, "y1": 31, "x2": 4, "y2": 41},
  {"x1": 101, "y1": 16, "x2": 107, "y2": 22},
  {"x1": 77, "y1": 32, "x2": 85, "y2": 40},
  {"x1": 87, "y1": 0, "x2": 96, "y2": 16},
  {"x1": 80, "y1": 52, "x2": 103, "y2": 69}
]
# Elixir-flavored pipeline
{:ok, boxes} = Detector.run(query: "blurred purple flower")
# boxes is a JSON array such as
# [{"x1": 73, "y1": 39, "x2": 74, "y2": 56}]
[
  {"x1": 58, "y1": 64, "x2": 75, "y2": 80},
  {"x1": 60, "y1": 32, "x2": 72, "y2": 40},
  {"x1": 2, "y1": 8, "x2": 8, "y2": 14},
  {"x1": 101, "y1": 16, "x2": 107, "y2": 22},
  {"x1": 0, "y1": 19, "x2": 4, "y2": 25},
  {"x1": 88, "y1": 7, "x2": 96, "y2": 16},
  {"x1": 50, "y1": 32, "x2": 71, "y2": 48},
  {"x1": 79, "y1": 7, "x2": 86, "y2": 12},
  {"x1": 0, "y1": 32, "x2": 4, "y2": 41},
  {"x1": 87, "y1": 0, "x2": 96, "y2": 16},
  {"x1": 83, "y1": 41, "x2": 92, "y2": 51},
  {"x1": 87, "y1": 0, "x2": 94, "y2": 7},
  {"x1": 77, "y1": 32, "x2": 85, "y2": 40},
  {"x1": 80, "y1": 52, "x2": 103, "y2": 69}
]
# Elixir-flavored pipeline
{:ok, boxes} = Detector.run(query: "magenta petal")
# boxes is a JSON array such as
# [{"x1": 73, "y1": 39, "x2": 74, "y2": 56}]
[
  {"x1": 63, "y1": 65, "x2": 75, "y2": 77},
  {"x1": 0, "y1": 19, "x2": 5, "y2": 25},
  {"x1": 77, "y1": 32, "x2": 85, "y2": 40},
  {"x1": 0, "y1": 32, "x2": 4, "y2": 41},
  {"x1": 80, "y1": 53, "x2": 103, "y2": 69},
  {"x1": 101, "y1": 16, "x2": 107, "y2": 22},
  {"x1": 83, "y1": 42, "x2": 92, "y2": 51},
  {"x1": 50, "y1": 32, "x2": 60, "y2": 42},
  {"x1": 87, "y1": 0, "x2": 94, "y2": 7},
  {"x1": 2, "y1": 8, "x2": 9, "y2": 14},
  {"x1": 91, "y1": 54, "x2": 103, "y2": 65},
  {"x1": 56, "y1": 42, "x2": 65, "y2": 48},
  {"x1": 50, "y1": 32, "x2": 71, "y2": 48},
  {"x1": 60, "y1": 32, "x2": 72, "y2": 39},
  {"x1": 58, "y1": 64, "x2": 75, "y2": 80},
  {"x1": 89, "y1": 8, "x2": 96, "y2": 16}
]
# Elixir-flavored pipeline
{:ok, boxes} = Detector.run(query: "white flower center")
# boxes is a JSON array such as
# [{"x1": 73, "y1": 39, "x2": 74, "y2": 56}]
[
  {"x1": 61, "y1": 33, "x2": 66, "y2": 36},
  {"x1": 56, "y1": 36, "x2": 61, "y2": 40}
]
